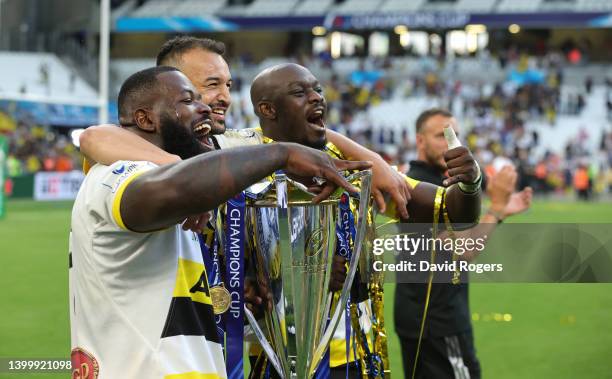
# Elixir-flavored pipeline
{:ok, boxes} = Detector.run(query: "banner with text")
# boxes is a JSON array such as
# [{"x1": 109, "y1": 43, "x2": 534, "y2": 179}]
[
  {"x1": 34, "y1": 171, "x2": 84, "y2": 201},
  {"x1": 372, "y1": 223, "x2": 612, "y2": 283}
]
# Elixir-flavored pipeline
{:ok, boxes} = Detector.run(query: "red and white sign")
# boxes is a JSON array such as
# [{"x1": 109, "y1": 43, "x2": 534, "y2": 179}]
[{"x1": 34, "y1": 171, "x2": 84, "y2": 201}]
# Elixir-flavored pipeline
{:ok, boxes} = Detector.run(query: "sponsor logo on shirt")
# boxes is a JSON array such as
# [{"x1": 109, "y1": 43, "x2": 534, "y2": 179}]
[
  {"x1": 110, "y1": 162, "x2": 149, "y2": 193},
  {"x1": 111, "y1": 165, "x2": 125, "y2": 175}
]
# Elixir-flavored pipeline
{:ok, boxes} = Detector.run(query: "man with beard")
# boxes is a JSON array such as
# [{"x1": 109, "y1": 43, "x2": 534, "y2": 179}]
[
  {"x1": 395, "y1": 108, "x2": 532, "y2": 379},
  {"x1": 69, "y1": 66, "x2": 370, "y2": 379},
  {"x1": 245, "y1": 63, "x2": 482, "y2": 378}
]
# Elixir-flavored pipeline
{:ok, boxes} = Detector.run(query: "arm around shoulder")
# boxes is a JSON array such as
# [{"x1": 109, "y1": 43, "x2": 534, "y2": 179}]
[{"x1": 79, "y1": 124, "x2": 180, "y2": 166}]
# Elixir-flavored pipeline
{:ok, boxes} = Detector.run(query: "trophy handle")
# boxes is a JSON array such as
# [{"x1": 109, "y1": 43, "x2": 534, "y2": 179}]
[
  {"x1": 308, "y1": 169, "x2": 373, "y2": 375},
  {"x1": 244, "y1": 305, "x2": 286, "y2": 377}
]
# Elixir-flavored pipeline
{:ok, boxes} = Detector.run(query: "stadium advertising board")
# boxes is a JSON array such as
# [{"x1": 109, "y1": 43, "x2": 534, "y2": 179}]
[
  {"x1": 116, "y1": 11, "x2": 612, "y2": 32},
  {"x1": 33, "y1": 171, "x2": 84, "y2": 201}
]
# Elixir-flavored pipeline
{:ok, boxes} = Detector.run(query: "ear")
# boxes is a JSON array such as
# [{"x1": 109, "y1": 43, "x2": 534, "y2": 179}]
[
  {"x1": 134, "y1": 109, "x2": 156, "y2": 133},
  {"x1": 257, "y1": 101, "x2": 276, "y2": 120},
  {"x1": 415, "y1": 132, "x2": 424, "y2": 148}
]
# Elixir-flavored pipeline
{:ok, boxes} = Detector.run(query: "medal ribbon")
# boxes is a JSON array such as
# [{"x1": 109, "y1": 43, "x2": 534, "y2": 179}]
[
  {"x1": 197, "y1": 214, "x2": 220, "y2": 287},
  {"x1": 197, "y1": 211, "x2": 226, "y2": 342},
  {"x1": 339, "y1": 193, "x2": 356, "y2": 378},
  {"x1": 411, "y1": 187, "x2": 445, "y2": 379},
  {"x1": 224, "y1": 193, "x2": 246, "y2": 379}
]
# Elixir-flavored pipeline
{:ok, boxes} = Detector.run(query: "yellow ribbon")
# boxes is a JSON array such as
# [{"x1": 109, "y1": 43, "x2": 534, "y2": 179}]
[{"x1": 411, "y1": 186, "x2": 445, "y2": 379}]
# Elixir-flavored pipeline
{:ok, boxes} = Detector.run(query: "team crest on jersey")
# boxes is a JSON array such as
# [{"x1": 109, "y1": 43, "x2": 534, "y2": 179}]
[{"x1": 71, "y1": 347, "x2": 99, "y2": 379}]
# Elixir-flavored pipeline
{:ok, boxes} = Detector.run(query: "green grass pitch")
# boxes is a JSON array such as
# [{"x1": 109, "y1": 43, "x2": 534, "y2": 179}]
[{"x1": 1, "y1": 199, "x2": 611, "y2": 378}]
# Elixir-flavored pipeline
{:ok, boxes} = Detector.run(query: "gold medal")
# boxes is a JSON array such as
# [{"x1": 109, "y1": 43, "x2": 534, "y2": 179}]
[{"x1": 210, "y1": 284, "x2": 231, "y2": 315}]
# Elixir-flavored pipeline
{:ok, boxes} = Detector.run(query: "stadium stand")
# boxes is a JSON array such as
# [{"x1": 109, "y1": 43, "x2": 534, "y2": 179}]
[
  {"x1": 110, "y1": 58, "x2": 155, "y2": 97},
  {"x1": 332, "y1": 0, "x2": 387, "y2": 14},
  {"x1": 3, "y1": 116, "x2": 82, "y2": 176},
  {"x1": 3, "y1": 0, "x2": 609, "y2": 197},
  {"x1": 576, "y1": 0, "x2": 612, "y2": 11},
  {"x1": 455, "y1": 0, "x2": 498, "y2": 13},
  {"x1": 216, "y1": 2, "x2": 250, "y2": 16},
  {"x1": 131, "y1": 0, "x2": 183, "y2": 17},
  {"x1": 421, "y1": 0, "x2": 460, "y2": 12},
  {"x1": 130, "y1": 0, "x2": 230, "y2": 17},
  {"x1": 539, "y1": 0, "x2": 577, "y2": 12},
  {"x1": 119, "y1": 0, "x2": 612, "y2": 17},
  {"x1": 173, "y1": 0, "x2": 228, "y2": 16},
  {"x1": 378, "y1": 0, "x2": 427, "y2": 13},
  {"x1": 497, "y1": 0, "x2": 542, "y2": 13},
  {"x1": 293, "y1": 0, "x2": 335, "y2": 15},
  {"x1": 0, "y1": 52, "x2": 97, "y2": 104},
  {"x1": 244, "y1": 0, "x2": 299, "y2": 16}
]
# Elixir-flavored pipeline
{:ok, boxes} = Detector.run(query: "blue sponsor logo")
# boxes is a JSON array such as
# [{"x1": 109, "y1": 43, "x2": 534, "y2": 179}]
[{"x1": 112, "y1": 165, "x2": 125, "y2": 175}]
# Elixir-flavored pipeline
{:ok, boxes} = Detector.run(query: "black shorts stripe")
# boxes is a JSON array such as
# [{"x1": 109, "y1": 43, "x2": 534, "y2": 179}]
[{"x1": 161, "y1": 297, "x2": 220, "y2": 343}]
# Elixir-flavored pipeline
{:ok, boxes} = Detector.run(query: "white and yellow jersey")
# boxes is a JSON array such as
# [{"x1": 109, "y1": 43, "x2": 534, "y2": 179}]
[
  {"x1": 213, "y1": 128, "x2": 265, "y2": 150},
  {"x1": 69, "y1": 160, "x2": 226, "y2": 379}
]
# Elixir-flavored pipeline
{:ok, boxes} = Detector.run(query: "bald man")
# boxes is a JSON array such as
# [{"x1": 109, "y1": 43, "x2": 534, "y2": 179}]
[
  {"x1": 244, "y1": 63, "x2": 482, "y2": 378},
  {"x1": 249, "y1": 63, "x2": 481, "y2": 223}
]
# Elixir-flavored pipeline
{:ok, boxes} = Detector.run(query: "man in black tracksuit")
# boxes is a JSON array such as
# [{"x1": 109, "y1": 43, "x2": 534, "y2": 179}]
[
  {"x1": 396, "y1": 108, "x2": 532, "y2": 379},
  {"x1": 396, "y1": 112, "x2": 481, "y2": 379}
]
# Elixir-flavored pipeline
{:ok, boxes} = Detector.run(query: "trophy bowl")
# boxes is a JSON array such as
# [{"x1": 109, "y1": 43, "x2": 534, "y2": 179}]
[{"x1": 243, "y1": 170, "x2": 372, "y2": 378}]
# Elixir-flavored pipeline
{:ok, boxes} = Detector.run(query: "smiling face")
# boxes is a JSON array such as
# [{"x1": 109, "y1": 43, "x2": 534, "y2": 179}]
[
  {"x1": 156, "y1": 70, "x2": 214, "y2": 157},
  {"x1": 266, "y1": 65, "x2": 327, "y2": 149},
  {"x1": 176, "y1": 48, "x2": 232, "y2": 136}
]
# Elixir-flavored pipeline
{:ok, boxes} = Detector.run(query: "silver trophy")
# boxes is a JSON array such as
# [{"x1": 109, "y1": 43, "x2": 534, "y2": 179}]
[{"x1": 244, "y1": 170, "x2": 372, "y2": 379}]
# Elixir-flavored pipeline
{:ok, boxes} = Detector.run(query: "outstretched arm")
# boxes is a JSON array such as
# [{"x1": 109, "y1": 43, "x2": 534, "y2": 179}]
[
  {"x1": 80, "y1": 124, "x2": 179, "y2": 166},
  {"x1": 326, "y1": 129, "x2": 410, "y2": 219},
  {"x1": 121, "y1": 143, "x2": 372, "y2": 232}
]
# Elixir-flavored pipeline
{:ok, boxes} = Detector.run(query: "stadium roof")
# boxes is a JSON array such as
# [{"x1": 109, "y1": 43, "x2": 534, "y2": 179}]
[{"x1": 114, "y1": 0, "x2": 612, "y2": 32}]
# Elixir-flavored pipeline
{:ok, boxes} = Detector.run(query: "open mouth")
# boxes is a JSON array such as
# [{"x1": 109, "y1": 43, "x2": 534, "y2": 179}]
[
  {"x1": 307, "y1": 108, "x2": 326, "y2": 129},
  {"x1": 210, "y1": 106, "x2": 227, "y2": 125},
  {"x1": 193, "y1": 119, "x2": 214, "y2": 148}
]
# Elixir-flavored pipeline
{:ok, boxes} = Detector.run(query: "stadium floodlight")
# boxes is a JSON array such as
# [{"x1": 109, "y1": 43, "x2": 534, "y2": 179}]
[
  {"x1": 312, "y1": 26, "x2": 327, "y2": 36},
  {"x1": 400, "y1": 32, "x2": 411, "y2": 47},
  {"x1": 394, "y1": 25, "x2": 408, "y2": 35},
  {"x1": 331, "y1": 32, "x2": 342, "y2": 59},
  {"x1": 509, "y1": 24, "x2": 521, "y2": 34},
  {"x1": 465, "y1": 24, "x2": 487, "y2": 34}
]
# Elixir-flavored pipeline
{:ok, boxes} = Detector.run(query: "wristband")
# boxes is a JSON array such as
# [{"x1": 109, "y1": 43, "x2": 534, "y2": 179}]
[{"x1": 458, "y1": 163, "x2": 482, "y2": 194}]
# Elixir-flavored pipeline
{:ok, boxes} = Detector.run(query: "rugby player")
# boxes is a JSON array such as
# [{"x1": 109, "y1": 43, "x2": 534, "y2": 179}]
[
  {"x1": 69, "y1": 66, "x2": 370, "y2": 379},
  {"x1": 245, "y1": 64, "x2": 483, "y2": 378}
]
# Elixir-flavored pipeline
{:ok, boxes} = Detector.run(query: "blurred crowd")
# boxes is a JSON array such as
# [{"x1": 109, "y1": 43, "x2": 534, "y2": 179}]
[
  {"x1": 225, "y1": 48, "x2": 611, "y2": 198},
  {"x1": 1, "y1": 111, "x2": 81, "y2": 177},
  {"x1": 3, "y1": 47, "x2": 611, "y2": 199}
]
